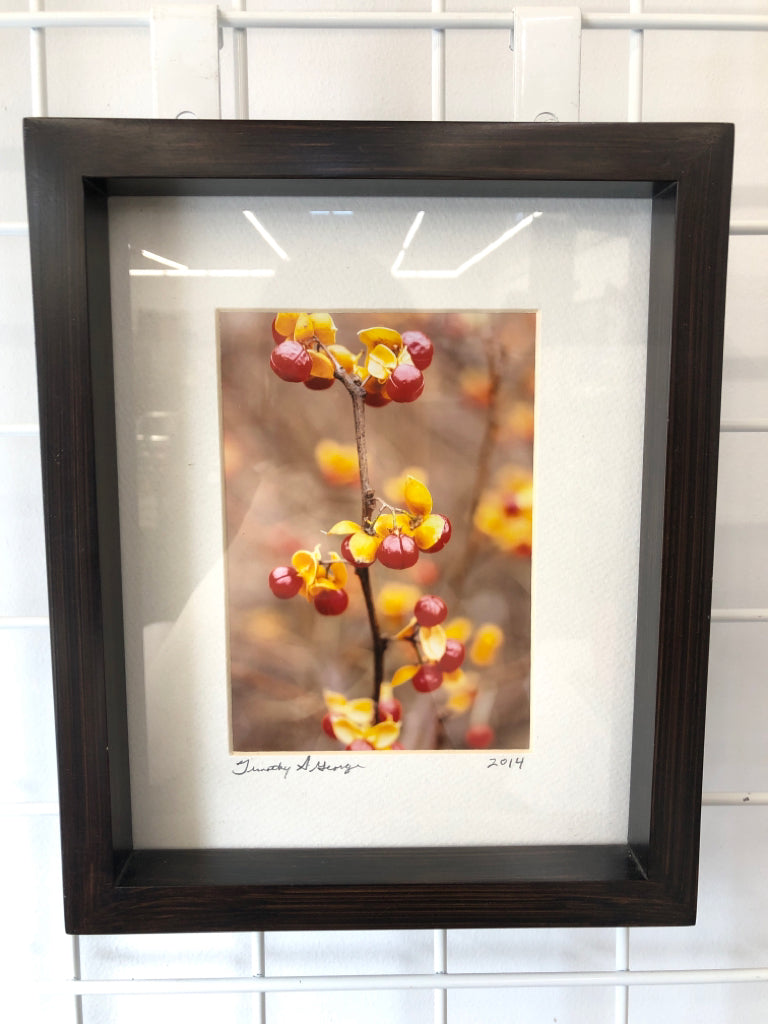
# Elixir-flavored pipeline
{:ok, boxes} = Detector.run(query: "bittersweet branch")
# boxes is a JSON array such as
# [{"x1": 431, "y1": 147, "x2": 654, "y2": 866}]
[{"x1": 332, "y1": 361, "x2": 386, "y2": 708}]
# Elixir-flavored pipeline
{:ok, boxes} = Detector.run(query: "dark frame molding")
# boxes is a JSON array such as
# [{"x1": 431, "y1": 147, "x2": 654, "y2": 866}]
[{"x1": 23, "y1": 119, "x2": 733, "y2": 934}]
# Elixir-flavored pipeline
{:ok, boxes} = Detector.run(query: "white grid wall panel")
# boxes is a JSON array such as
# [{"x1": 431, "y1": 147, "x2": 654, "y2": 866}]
[{"x1": 1, "y1": 3, "x2": 766, "y2": 1022}]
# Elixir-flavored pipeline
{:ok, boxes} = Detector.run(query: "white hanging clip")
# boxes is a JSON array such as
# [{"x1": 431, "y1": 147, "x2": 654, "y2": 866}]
[
  {"x1": 150, "y1": 5, "x2": 221, "y2": 119},
  {"x1": 511, "y1": 7, "x2": 582, "y2": 123}
]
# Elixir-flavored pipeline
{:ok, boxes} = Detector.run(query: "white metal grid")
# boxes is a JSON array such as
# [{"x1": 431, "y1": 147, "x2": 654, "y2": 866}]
[{"x1": 1, "y1": 5, "x2": 766, "y2": 1023}]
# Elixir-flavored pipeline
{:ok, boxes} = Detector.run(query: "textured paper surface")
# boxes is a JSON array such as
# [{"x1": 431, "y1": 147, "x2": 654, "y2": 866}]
[{"x1": 109, "y1": 193, "x2": 652, "y2": 848}]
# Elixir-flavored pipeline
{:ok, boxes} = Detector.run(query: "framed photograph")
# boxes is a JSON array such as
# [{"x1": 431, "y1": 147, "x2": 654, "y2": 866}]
[{"x1": 24, "y1": 118, "x2": 733, "y2": 933}]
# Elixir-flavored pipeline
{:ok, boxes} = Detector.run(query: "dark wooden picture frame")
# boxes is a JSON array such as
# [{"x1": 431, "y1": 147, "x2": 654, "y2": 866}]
[{"x1": 24, "y1": 118, "x2": 733, "y2": 934}]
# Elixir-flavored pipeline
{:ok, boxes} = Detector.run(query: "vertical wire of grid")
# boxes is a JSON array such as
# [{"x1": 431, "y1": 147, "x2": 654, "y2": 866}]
[
  {"x1": 232, "y1": 0, "x2": 249, "y2": 120},
  {"x1": 627, "y1": 0, "x2": 643, "y2": 122},
  {"x1": 434, "y1": 925, "x2": 448, "y2": 1024},
  {"x1": 617, "y1": 8, "x2": 644, "y2": 1016},
  {"x1": 29, "y1": 4, "x2": 81, "y2": 1019},
  {"x1": 29, "y1": 0, "x2": 47, "y2": 116},
  {"x1": 0, "y1": 6, "x2": 766, "y2": 1021},
  {"x1": 431, "y1": 0, "x2": 446, "y2": 122},
  {"x1": 251, "y1": 929, "x2": 266, "y2": 1024},
  {"x1": 431, "y1": 3, "x2": 448, "y2": 1019},
  {"x1": 614, "y1": 927, "x2": 630, "y2": 1024},
  {"x1": 234, "y1": 5, "x2": 260, "y2": 1011}
]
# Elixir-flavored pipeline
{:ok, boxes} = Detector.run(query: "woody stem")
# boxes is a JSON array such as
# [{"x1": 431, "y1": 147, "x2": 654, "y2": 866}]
[
  {"x1": 350, "y1": 388, "x2": 376, "y2": 524},
  {"x1": 355, "y1": 565, "x2": 387, "y2": 710},
  {"x1": 335, "y1": 368, "x2": 385, "y2": 708}
]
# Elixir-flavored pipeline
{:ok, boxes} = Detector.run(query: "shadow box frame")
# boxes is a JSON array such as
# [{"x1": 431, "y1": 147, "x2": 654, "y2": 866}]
[{"x1": 23, "y1": 118, "x2": 733, "y2": 934}]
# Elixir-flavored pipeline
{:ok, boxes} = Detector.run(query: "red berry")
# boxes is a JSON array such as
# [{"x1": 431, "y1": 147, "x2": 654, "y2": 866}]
[
  {"x1": 271, "y1": 317, "x2": 286, "y2": 345},
  {"x1": 304, "y1": 376, "x2": 334, "y2": 391},
  {"x1": 314, "y1": 588, "x2": 349, "y2": 616},
  {"x1": 364, "y1": 387, "x2": 391, "y2": 408},
  {"x1": 377, "y1": 697, "x2": 402, "y2": 723},
  {"x1": 414, "y1": 594, "x2": 448, "y2": 627},
  {"x1": 347, "y1": 739, "x2": 373, "y2": 750},
  {"x1": 466, "y1": 723, "x2": 495, "y2": 749},
  {"x1": 385, "y1": 364, "x2": 424, "y2": 403},
  {"x1": 390, "y1": 741, "x2": 404, "y2": 750},
  {"x1": 268, "y1": 565, "x2": 302, "y2": 598},
  {"x1": 270, "y1": 340, "x2": 312, "y2": 383},
  {"x1": 503, "y1": 496, "x2": 521, "y2": 516},
  {"x1": 402, "y1": 331, "x2": 434, "y2": 370},
  {"x1": 321, "y1": 713, "x2": 337, "y2": 739},
  {"x1": 412, "y1": 665, "x2": 443, "y2": 693},
  {"x1": 425, "y1": 515, "x2": 452, "y2": 553},
  {"x1": 340, "y1": 535, "x2": 375, "y2": 566},
  {"x1": 438, "y1": 639, "x2": 465, "y2": 672},
  {"x1": 377, "y1": 533, "x2": 419, "y2": 570}
]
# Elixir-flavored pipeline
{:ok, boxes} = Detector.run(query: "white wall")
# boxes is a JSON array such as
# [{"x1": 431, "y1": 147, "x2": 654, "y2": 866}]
[{"x1": 1, "y1": 2, "x2": 766, "y2": 1022}]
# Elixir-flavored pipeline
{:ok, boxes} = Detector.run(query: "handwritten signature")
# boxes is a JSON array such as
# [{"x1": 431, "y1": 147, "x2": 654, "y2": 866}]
[{"x1": 232, "y1": 755, "x2": 365, "y2": 780}]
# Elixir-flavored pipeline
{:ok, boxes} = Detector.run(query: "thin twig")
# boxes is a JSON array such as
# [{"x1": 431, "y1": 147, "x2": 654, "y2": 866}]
[
  {"x1": 350, "y1": 388, "x2": 376, "y2": 525},
  {"x1": 355, "y1": 566, "x2": 388, "y2": 709},
  {"x1": 331, "y1": 357, "x2": 386, "y2": 706}
]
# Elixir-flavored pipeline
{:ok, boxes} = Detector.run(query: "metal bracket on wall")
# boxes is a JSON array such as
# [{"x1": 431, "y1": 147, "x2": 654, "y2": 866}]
[
  {"x1": 150, "y1": 5, "x2": 221, "y2": 119},
  {"x1": 512, "y1": 7, "x2": 581, "y2": 122}
]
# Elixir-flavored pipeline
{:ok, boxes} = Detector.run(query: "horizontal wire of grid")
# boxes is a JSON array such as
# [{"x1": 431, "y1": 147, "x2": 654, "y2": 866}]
[
  {"x1": 1, "y1": 10, "x2": 768, "y2": 30},
  {"x1": 11, "y1": 965, "x2": 766, "y2": 996}
]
